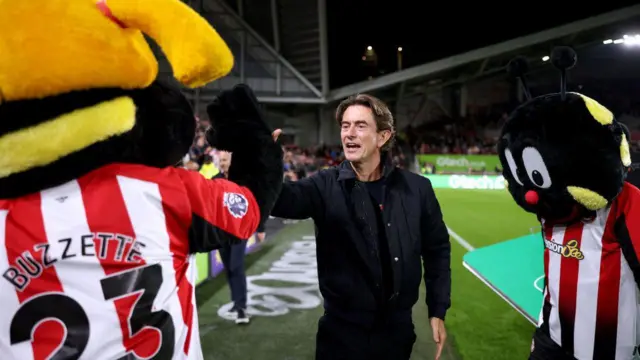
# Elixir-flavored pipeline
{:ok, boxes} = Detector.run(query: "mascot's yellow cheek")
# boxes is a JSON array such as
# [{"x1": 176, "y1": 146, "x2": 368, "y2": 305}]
[
  {"x1": 566, "y1": 186, "x2": 608, "y2": 210},
  {"x1": 0, "y1": 97, "x2": 136, "y2": 178}
]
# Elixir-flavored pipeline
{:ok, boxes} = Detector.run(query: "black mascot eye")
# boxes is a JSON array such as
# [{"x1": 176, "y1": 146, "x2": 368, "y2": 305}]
[
  {"x1": 504, "y1": 148, "x2": 523, "y2": 185},
  {"x1": 522, "y1": 147, "x2": 552, "y2": 189},
  {"x1": 531, "y1": 170, "x2": 544, "y2": 186}
]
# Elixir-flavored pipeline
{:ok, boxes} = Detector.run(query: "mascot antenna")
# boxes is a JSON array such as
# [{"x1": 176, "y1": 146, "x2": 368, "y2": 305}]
[
  {"x1": 550, "y1": 46, "x2": 577, "y2": 101},
  {"x1": 506, "y1": 56, "x2": 532, "y2": 101}
]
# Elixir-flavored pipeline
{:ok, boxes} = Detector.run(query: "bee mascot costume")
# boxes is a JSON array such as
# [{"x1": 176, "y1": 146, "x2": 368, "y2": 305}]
[
  {"x1": 0, "y1": 0, "x2": 283, "y2": 359},
  {"x1": 499, "y1": 46, "x2": 640, "y2": 360}
]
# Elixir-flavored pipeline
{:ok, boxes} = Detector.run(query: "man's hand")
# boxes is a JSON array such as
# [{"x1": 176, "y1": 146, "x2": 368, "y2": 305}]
[
  {"x1": 256, "y1": 232, "x2": 266, "y2": 243},
  {"x1": 431, "y1": 317, "x2": 447, "y2": 360},
  {"x1": 272, "y1": 129, "x2": 282, "y2": 142}
]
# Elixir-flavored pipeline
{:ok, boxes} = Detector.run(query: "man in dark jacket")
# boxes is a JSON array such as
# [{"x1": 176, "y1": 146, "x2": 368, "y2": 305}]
[
  {"x1": 271, "y1": 94, "x2": 452, "y2": 360},
  {"x1": 213, "y1": 150, "x2": 266, "y2": 324}
]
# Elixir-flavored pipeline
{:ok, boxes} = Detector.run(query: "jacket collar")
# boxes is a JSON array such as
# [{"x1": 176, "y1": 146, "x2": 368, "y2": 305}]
[{"x1": 337, "y1": 152, "x2": 395, "y2": 182}]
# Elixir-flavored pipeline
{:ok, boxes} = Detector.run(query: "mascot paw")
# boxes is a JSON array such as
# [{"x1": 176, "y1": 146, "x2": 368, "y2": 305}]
[{"x1": 206, "y1": 84, "x2": 273, "y2": 152}]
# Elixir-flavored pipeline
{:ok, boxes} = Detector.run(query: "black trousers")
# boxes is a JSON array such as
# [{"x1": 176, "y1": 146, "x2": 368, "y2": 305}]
[
  {"x1": 315, "y1": 312, "x2": 416, "y2": 360},
  {"x1": 219, "y1": 241, "x2": 248, "y2": 310},
  {"x1": 529, "y1": 327, "x2": 576, "y2": 360}
]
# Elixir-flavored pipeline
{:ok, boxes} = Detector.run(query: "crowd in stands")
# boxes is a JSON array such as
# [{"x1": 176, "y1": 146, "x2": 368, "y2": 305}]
[
  {"x1": 183, "y1": 108, "x2": 640, "y2": 179},
  {"x1": 182, "y1": 118, "x2": 417, "y2": 179},
  {"x1": 404, "y1": 99, "x2": 640, "y2": 156},
  {"x1": 403, "y1": 114, "x2": 505, "y2": 156},
  {"x1": 181, "y1": 117, "x2": 347, "y2": 180}
]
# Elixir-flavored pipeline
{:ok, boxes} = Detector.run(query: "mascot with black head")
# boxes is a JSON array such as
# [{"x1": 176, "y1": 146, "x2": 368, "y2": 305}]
[
  {"x1": 0, "y1": 0, "x2": 283, "y2": 359},
  {"x1": 499, "y1": 46, "x2": 640, "y2": 360}
]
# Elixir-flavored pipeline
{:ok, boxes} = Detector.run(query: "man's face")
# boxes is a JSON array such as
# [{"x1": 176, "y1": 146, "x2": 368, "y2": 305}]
[
  {"x1": 218, "y1": 151, "x2": 231, "y2": 174},
  {"x1": 340, "y1": 105, "x2": 388, "y2": 163},
  {"x1": 196, "y1": 136, "x2": 206, "y2": 148}
]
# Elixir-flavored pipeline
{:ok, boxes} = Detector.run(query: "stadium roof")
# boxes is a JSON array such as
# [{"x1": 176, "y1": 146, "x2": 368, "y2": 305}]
[{"x1": 327, "y1": 4, "x2": 640, "y2": 103}]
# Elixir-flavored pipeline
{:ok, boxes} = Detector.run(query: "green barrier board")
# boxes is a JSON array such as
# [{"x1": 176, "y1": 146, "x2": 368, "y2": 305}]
[
  {"x1": 417, "y1": 154, "x2": 501, "y2": 173},
  {"x1": 462, "y1": 233, "x2": 544, "y2": 325}
]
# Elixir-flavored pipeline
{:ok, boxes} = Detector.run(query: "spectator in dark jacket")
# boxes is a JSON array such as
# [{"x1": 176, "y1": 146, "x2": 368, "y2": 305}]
[
  {"x1": 214, "y1": 150, "x2": 266, "y2": 324},
  {"x1": 271, "y1": 94, "x2": 452, "y2": 360}
]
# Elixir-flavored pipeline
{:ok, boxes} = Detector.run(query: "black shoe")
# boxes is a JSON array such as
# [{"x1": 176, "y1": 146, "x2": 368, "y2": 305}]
[{"x1": 235, "y1": 308, "x2": 250, "y2": 324}]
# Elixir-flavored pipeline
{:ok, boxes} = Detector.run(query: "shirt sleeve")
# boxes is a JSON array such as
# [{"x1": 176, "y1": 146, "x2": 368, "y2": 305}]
[
  {"x1": 176, "y1": 168, "x2": 260, "y2": 253},
  {"x1": 271, "y1": 174, "x2": 325, "y2": 220}
]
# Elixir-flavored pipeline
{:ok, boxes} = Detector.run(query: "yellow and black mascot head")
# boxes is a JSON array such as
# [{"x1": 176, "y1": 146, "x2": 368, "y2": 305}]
[
  {"x1": 498, "y1": 46, "x2": 633, "y2": 223},
  {"x1": 0, "y1": 0, "x2": 234, "y2": 199}
]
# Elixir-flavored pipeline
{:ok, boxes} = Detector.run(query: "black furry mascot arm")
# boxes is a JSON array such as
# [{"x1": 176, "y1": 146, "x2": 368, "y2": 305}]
[{"x1": 204, "y1": 84, "x2": 284, "y2": 240}]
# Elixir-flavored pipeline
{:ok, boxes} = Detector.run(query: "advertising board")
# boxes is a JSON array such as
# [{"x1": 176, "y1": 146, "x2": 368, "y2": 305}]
[
  {"x1": 417, "y1": 154, "x2": 501, "y2": 173},
  {"x1": 425, "y1": 174, "x2": 506, "y2": 190}
]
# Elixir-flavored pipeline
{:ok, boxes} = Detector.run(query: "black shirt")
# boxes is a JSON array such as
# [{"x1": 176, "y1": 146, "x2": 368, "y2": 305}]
[
  {"x1": 364, "y1": 178, "x2": 384, "y2": 208},
  {"x1": 363, "y1": 179, "x2": 394, "y2": 304}
]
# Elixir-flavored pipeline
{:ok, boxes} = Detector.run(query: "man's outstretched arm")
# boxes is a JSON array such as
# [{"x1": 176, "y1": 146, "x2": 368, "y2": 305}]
[
  {"x1": 268, "y1": 130, "x2": 325, "y2": 221},
  {"x1": 271, "y1": 176, "x2": 325, "y2": 220}
]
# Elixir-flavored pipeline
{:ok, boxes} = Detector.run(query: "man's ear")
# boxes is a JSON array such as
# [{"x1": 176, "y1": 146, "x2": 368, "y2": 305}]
[{"x1": 378, "y1": 130, "x2": 392, "y2": 148}]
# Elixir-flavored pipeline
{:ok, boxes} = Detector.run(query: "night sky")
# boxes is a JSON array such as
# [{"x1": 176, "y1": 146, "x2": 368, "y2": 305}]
[{"x1": 326, "y1": 0, "x2": 639, "y2": 89}]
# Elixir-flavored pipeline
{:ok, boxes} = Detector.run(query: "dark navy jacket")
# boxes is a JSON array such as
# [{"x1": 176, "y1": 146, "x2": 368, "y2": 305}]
[{"x1": 271, "y1": 159, "x2": 451, "y2": 326}]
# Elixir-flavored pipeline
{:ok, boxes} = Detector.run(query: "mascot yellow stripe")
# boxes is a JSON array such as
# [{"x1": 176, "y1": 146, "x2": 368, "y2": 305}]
[
  {"x1": 574, "y1": 93, "x2": 613, "y2": 125},
  {"x1": 620, "y1": 133, "x2": 632, "y2": 167},
  {"x1": 0, "y1": 97, "x2": 136, "y2": 179},
  {"x1": 574, "y1": 92, "x2": 631, "y2": 167},
  {"x1": 567, "y1": 186, "x2": 608, "y2": 210}
]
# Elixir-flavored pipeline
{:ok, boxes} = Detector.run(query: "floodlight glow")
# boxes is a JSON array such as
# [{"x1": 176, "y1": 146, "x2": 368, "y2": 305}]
[
  {"x1": 623, "y1": 34, "x2": 640, "y2": 46},
  {"x1": 367, "y1": 46, "x2": 372, "y2": 51},
  {"x1": 542, "y1": 56, "x2": 549, "y2": 61},
  {"x1": 604, "y1": 34, "x2": 640, "y2": 46}
]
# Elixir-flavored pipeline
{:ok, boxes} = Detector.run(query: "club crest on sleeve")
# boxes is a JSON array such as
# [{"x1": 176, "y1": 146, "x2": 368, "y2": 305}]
[{"x1": 223, "y1": 192, "x2": 249, "y2": 218}]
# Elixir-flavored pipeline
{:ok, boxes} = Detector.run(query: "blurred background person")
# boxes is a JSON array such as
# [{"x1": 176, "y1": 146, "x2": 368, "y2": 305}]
[
  {"x1": 214, "y1": 150, "x2": 265, "y2": 324},
  {"x1": 199, "y1": 153, "x2": 219, "y2": 179}
]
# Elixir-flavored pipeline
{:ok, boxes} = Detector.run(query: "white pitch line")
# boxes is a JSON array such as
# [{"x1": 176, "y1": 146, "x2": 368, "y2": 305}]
[
  {"x1": 447, "y1": 227, "x2": 475, "y2": 251},
  {"x1": 533, "y1": 275, "x2": 545, "y2": 293}
]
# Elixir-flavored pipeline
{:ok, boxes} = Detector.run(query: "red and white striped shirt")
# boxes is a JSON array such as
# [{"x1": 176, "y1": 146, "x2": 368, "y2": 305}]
[
  {"x1": 540, "y1": 182, "x2": 640, "y2": 360},
  {"x1": 0, "y1": 163, "x2": 259, "y2": 360}
]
